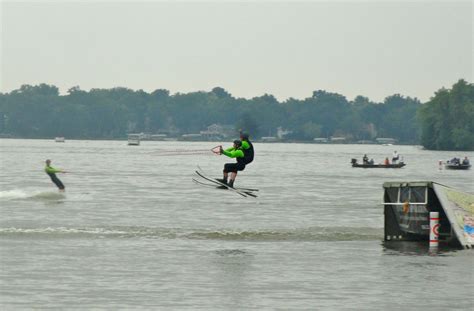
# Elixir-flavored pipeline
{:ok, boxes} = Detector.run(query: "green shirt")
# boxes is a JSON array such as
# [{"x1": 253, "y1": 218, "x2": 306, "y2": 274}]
[
  {"x1": 45, "y1": 165, "x2": 61, "y2": 174},
  {"x1": 222, "y1": 147, "x2": 244, "y2": 158},
  {"x1": 241, "y1": 140, "x2": 250, "y2": 150}
]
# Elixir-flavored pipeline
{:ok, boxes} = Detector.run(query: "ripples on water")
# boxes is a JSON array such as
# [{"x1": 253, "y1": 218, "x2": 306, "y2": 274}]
[
  {"x1": 0, "y1": 139, "x2": 473, "y2": 309},
  {"x1": 0, "y1": 225, "x2": 383, "y2": 241}
]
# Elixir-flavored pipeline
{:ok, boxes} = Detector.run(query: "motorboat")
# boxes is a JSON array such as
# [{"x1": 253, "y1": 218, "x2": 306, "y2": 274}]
[{"x1": 351, "y1": 158, "x2": 405, "y2": 168}]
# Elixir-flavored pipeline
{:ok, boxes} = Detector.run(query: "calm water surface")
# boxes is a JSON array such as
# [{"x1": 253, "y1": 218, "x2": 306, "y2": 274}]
[{"x1": 1, "y1": 139, "x2": 473, "y2": 310}]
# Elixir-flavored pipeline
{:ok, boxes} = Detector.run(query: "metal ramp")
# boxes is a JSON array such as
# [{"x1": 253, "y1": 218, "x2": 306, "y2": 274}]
[{"x1": 383, "y1": 181, "x2": 473, "y2": 249}]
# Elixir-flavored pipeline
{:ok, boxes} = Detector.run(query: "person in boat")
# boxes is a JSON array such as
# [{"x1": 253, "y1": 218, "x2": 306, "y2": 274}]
[
  {"x1": 218, "y1": 140, "x2": 245, "y2": 188},
  {"x1": 392, "y1": 151, "x2": 399, "y2": 164},
  {"x1": 384, "y1": 157, "x2": 390, "y2": 165},
  {"x1": 449, "y1": 157, "x2": 460, "y2": 165},
  {"x1": 462, "y1": 157, "x2": 470, "y2": 165},
  {"x1": 369, "y1": 158, "x2": 374, "y2": 165},
  {"x1": 45, "y1": 159, "x2": 66, "y2": 191},
  {"x1": 362, "y1": 154, "x2": 369, "y2": 164},
  {"x1": 239, "y1": 131, "x2": 254, "y2": 166}
]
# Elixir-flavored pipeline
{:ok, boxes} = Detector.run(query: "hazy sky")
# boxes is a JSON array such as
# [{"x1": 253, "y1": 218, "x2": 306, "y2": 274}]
[{"x1": 1, "y1": 0, "x2": 472, "y2": 102}]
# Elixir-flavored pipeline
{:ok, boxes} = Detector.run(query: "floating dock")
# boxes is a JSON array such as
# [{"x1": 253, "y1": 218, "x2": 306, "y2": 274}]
[{"x1": 383, "y1": 181, "x2": 474, "y2": 249}]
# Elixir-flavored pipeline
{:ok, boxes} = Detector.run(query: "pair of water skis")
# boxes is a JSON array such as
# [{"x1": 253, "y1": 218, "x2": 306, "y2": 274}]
[{"x1": 193, "y1": 169, "x2": 258, "y2": 198}]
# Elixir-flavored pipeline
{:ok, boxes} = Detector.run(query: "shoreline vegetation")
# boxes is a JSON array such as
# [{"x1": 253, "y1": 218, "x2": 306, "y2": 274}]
[
  {"x1": 0, "y1": 79, "x2": 472, "y2": 151},
  {"x1": 0, "y1": 136, "x2": 421, "y2": 146}
]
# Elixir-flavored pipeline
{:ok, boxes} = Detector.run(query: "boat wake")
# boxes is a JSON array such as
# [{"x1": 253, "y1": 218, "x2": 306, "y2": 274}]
[
  {"x1": 0, "y1": 189, "x2": 65, "y2": 201},
  {"x1": 0, "y1": 226, "x2": 383, "y2": 241}
]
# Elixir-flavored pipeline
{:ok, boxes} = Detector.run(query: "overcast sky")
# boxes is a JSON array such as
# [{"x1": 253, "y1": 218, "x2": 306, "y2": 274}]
[{"x1": 0, "y1": 0, "x2": 472, "y2": 102}]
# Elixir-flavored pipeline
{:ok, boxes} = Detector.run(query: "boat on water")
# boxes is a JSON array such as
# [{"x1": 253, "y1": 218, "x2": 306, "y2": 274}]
[
  {"x1": 383, "y1": 181, "x2": 473, "y2": 249},
  {"x1": 444, "y1": 158, "x2": 471, "y2": 170},
  {"x1": 445, "y1": 163, "x2": 471, "y2": 170},
  {"x1": 351, "y1": 158, "x2": 405, "y2": 168},
  {"x1": 127, "y1": 134, "x2": 141, "y2": 146},
  {"x1": 54, "y1": 137, "x2": 65, "y2": 142}
]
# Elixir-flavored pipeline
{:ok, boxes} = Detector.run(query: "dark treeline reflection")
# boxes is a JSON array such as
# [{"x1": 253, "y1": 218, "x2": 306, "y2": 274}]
[{"x1": 0, "y1": 79, "x2": 472, "y2": 150}]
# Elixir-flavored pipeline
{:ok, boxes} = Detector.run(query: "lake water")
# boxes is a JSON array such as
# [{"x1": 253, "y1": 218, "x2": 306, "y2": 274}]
[{"x1": 1, "y1": 139, "x2": 473, "y2": 310}]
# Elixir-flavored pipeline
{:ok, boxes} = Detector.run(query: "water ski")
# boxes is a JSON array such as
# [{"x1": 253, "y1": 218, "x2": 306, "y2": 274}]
[
  {"x1": 193, "y1": 170, "x2": 258, "y2": 198},
  {"x1": 196, "y1": 166, "x2": 258, "y2": 191}
]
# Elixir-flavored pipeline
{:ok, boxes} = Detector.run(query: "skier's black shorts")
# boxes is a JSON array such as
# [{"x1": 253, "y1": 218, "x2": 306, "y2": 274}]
[
  {"x1": 48, "y1": 173, "x2": 65, "y2": 190},
  {"x1": 224, "y1": 162, "x2": 246, "y2": 173}
]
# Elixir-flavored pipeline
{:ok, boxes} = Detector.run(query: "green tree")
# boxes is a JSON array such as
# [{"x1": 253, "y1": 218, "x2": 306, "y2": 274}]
[{"x1": 419, "y1": 80, "x2": 474, "y2": 150}]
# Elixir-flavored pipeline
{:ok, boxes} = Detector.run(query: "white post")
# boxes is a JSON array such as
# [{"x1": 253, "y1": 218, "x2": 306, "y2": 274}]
[{"x1": 430, "y1": 212, "x2": 440, "y2": 248}]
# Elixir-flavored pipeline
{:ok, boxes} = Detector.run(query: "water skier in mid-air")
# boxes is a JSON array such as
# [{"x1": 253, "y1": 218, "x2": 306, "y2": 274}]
[
  {"x1": 217, "y1": 132, "x2": 254, "y2": 188},
  {"x1": 217, "y1": 140, "x2": 245, "y2": 188},
  {"x1": 45, "y1": 159, "x2": 67, "y2": 191}
]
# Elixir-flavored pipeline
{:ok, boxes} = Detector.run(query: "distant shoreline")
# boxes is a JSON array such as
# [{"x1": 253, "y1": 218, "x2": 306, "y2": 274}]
[{"x1": 0, "y1": 136, "x2": 421, "y2": 146}]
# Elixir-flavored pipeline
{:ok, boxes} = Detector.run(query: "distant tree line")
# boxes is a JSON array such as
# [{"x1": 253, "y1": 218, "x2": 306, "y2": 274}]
[
  {"x1": 418, "y1": 79, "x2": 474, "y2": 151},
  {"x1": 0, "y1": 79, "x2": 472, "y2": 150}
]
